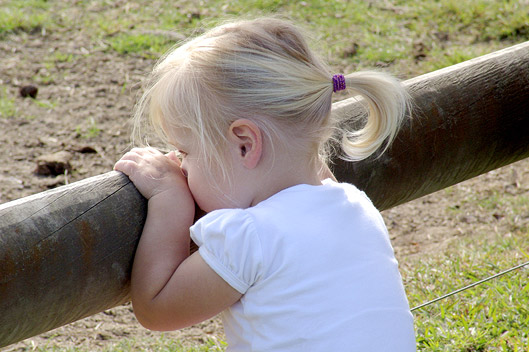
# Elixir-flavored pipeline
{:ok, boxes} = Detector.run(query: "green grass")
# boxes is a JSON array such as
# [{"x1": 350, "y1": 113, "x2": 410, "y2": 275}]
[
  {"x1": 31, "y1": 98, "x2": 57, "y2": 110},
  {"x1": 25, "y1": 336, "x2": 226, "y2": 352},
  {"x1": 404, "y1": 202, "x2": 529, "y2": 352},
  {"x1": 106, "y1": 33, "x2": 175, "y2": 59},
  {"x1": 405, "y1": 184, "x2": 529, "y2": 351},
  {"x1": 0, "y1": 87, "x2": 56, "y2": 119},
  {"x1": 75, "y1": 118, "x2": 102, "y2": 139},
  {"x1": 0, "y1": 87, "x2": 17, "y2": 118},
  {"x1": 406, "y1": 232, "x2": 529, "y2": 351},
  {"x1": 0, "y1": 0, "x2": 52, "y2": 36},
  {"x1": 4, "y1": 0, "x2": 526, "y2": 75}
]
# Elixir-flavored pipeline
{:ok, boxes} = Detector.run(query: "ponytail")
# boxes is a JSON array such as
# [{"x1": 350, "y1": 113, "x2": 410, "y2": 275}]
[{"x1": 335, "y1": 71, "x2": 410, "y2": 161}]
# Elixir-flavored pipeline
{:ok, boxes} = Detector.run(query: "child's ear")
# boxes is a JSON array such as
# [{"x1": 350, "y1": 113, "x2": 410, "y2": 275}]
[{"x1": 228, "y1": 119, "x2": 263, "y2": 169}]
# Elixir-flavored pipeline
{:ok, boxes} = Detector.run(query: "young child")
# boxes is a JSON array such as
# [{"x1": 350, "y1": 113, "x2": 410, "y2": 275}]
[{"x1": 115, "y1": 17, "x2": 416, "y2": 351}]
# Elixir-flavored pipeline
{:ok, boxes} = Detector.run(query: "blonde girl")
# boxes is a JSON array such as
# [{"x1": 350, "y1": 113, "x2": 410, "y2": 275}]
[{"x1": 115, "y1": 17, "x2": 416, "y2": 351}]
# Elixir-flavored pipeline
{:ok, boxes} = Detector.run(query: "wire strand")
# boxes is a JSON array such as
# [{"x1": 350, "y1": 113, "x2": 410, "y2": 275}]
[{"x1": 410, "y1": 260, "x2": 529, "y2": 312}]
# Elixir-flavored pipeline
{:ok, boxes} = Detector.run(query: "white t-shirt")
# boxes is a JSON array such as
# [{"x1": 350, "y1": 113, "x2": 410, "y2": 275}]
[{"x1": 191, "y1": 180, "x2": 416, "y2": 351}]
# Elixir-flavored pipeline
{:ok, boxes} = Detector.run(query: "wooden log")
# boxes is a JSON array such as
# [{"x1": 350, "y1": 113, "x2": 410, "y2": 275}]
[
  {"x1": 0, "y1": 172, "x2": 146, "y2": 348},
  {"x1": 0, "y1": 41, "x2": 528, "y2": 348}
]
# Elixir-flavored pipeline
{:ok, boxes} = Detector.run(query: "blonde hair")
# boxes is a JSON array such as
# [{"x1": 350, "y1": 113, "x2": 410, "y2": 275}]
[{"x1": 133, "y1": 17, "x2": 409, "y2": 180}]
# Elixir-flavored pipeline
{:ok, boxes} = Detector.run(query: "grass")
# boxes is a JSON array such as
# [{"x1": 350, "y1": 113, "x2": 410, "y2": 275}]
[
  {"x1": 0, "y1": 0, "x2": 51, "y2": 36},
  {"x1": 405, "y1": 230, "x2": 529, "y2": 351},
  {"x1": 404, "y1": 186, "x2": 529, "y2": 351},
  {"x1": 0, "y1": 87, "x2": 16, "y2": 118},
  {"x1": 75, "y1": 118, "x2": 102, "y2": 139},
  {"x1": 106, "y1": 33, "x2": 175, "y2": 59},
  {"x1": 24, "y1": 336, "x2": 226, "y2": 352},
  {"x1": 31, "y1": 98, "x2": 57, "y2": 110},
  {"x1": 3, "y1": 0, "x2": 527, "y2": 76},
  {"x1": 0, "y1": 87, "x2": 56, "y2": 119}
]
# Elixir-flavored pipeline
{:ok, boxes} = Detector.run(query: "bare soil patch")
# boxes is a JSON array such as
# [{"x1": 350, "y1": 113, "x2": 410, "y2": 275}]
[{"x1": 1, "y1": 22, "x2": 528, "y2": 352}]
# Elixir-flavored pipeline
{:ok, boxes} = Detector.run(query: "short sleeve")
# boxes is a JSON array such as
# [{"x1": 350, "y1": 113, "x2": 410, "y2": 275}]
[{"x1": 190, "y1": 209, "x2": 263, "y2": 294}]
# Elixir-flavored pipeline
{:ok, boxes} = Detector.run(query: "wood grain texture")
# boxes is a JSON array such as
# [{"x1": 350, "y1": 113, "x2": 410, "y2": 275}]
[
  {"x1": 0, "y1": 41, "x2": 528, "y2": 347},
  {"x1": 0, "y1": 172, "x2": 146, "y2": 347}
]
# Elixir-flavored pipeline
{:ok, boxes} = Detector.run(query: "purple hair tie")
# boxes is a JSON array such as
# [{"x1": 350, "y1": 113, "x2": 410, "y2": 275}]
[{"x1": 332, "y1": 74, "x2": 346, "y2": 93}]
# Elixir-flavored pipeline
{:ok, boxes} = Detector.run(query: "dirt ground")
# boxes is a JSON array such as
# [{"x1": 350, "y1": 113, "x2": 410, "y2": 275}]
[{"x1": 1, "y1": 21, "x2": 528, "y2": 351}]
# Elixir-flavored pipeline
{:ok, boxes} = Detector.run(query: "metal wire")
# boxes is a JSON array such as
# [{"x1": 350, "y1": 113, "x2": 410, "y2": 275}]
[{"x1": 410, "y1": 260, "x2": 529, "y2": 312}]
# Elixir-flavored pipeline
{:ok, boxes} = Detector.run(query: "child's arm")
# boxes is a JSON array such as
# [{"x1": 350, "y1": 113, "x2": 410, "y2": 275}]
[{"x1": 115, "y1": 148, "x2": 242, "y2": 331}]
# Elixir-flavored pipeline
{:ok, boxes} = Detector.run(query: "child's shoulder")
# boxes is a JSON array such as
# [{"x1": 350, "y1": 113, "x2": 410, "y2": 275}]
[
  {"x1": 322, "y1": 179, "x2": 376, "y2": 207},
  {"x1": 192, "y1": 208, "x2": 254, "y2": 234},
  {"x1": 191, "y1": 180, "x2": 375, "y2": 236}
]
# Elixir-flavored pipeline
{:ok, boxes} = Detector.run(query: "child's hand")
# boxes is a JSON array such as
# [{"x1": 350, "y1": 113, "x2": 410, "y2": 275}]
[
  {"x1": 114, "y1": 147, "x2": 189, "y2": 201},
  {"x1": 114, "y1": 148, "x2": 240, "y2": 331}
]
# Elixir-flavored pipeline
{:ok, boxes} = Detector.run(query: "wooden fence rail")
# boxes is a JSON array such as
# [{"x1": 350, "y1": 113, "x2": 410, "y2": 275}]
[{"x1": 1, "y1": 41, "x2": 528, "y2": 348}]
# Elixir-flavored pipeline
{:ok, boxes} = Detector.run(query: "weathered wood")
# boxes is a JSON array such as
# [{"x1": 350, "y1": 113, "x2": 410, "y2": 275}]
[
  {"x1": 0, "y1": 41, "x2": 528, "y2": 348},
  {"x1": 0, "y1": 172, "x2": 146, "y2": 348},
  {"x1": 332, "y1": 41, "x2": 529, "y2": 210}
]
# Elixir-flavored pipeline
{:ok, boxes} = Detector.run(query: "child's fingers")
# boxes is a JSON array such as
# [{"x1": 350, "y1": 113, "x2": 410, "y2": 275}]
[
  {"x1": 114, "y1": 148, "x2": 189, "y2": 200},
  {"x1": 117, "y1": 148, "x2": 164, "y2": 166},
  {"x1": 128, "y1": 147, "x2": 156, "y2": 156},
  {"x1": 143, "y1": 147, "x2": 162, "y2": 155},
  {"x1": 165, "y1": 151, "x2": 182, "y2": 166},
  {"x1": 114, "y1": 149, "x2": 150, "y2": 174},
  {"x1": 114, "y1": 150, "x2": 143, "y2": 171},
  {"x1": 114, "y1": 159, "x2": 137, "y2": 176},
  {"x1": 115, "y1": 149, "x2": 182, "y2": 179}
]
